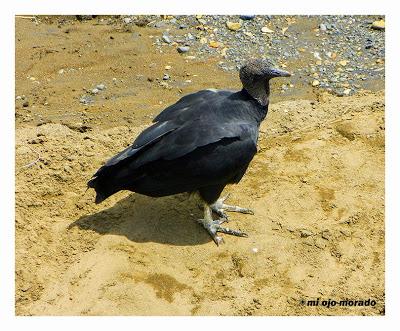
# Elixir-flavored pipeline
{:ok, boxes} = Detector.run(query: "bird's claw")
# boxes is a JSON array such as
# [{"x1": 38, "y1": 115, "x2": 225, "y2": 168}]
[
  {"x1": 210, "y1": 194, "x2": 254, "y2": 219},
  {"x1": 197, "y1": 218, "x2": 248, "y2": 246}
]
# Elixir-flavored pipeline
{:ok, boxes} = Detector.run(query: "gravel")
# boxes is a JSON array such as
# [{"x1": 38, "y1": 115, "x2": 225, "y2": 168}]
[{"x1": 137, "y1": 14, "x2": 385, "y2": 96}]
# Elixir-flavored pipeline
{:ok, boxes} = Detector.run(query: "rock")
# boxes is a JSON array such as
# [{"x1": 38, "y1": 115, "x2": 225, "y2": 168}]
[
  {"x1": 365, "y1": 38, "x2": 374, "y2": 49},
  {"x1": 162, "y1": 74, "x2": 170, "y2": 80},
  {"x1": 123, "y1": 17, "x2": 132, "y2": 24},
  {"x1": 91, "y1": 88, "x2": 99, "y2": 94},
  {"x1": 16, "y1": 96, "x2": 22, "y2": 100},
  {"x1": 372, "y1": 20, "x2": 385, "y2": 30},
  {"x1": 164, "y1": 65, "x2": 171, "y2": 70},
  {"x1": 261, "y1": 26, "x2": 274, "y2": 33},
  {"x1": 319, "y1": 23, "x2": 327, "y2": 31},
  {"x1": 79, "y1": 95, "x2": 94, "y2": 105},
  {"x1": 300, "y1": 229, "x2": 313, "y2": 238},
  {"x1": 240, "y1": 15, "x2": 255, "y2": 20},
  {"x1": 312, "y1": 80, "x2": 320, "y2": 86},
  {"x1": 179, "y1": 24, "x2": 188, "y2": 29},
  {"x1": 154, "y1": 21, "x2": 167, "y2": 29},
  {"x1": 58, "y1": 69, "x2": 64, "y2": 74},
  {"x1": 209, "y1": 40, "x2": 220, "y2": 48},
  {"x1": 162, "y1": 34, "x2": 172, "y2": 44},
  {"x1": 343, "y1": 88, "x2": 351, "y2": 95},
  {"x1": 96, "y1": 84, "x2": 106, "y2": 90},
  {"x1": 177, "y1": 46, "x2": 190, "y2": 53},
  {"x1": 23, "y1": 101, "x2": 29, "y2": 107},
  {"x1": 226, "y1": 21, "x2": 242, "y2": 31},
  {"x1": 186, "y1": 33, "x2": 195, "y2": 41}
]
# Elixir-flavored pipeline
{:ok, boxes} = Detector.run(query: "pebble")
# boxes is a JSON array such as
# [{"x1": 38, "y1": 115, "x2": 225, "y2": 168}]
[
  {"x1": 91, "y1": 88, "x2": 99, "y2": 94},
  {"x1": 23, "y1": 101, "x2": 29, "y2": 107},
  {"x1": 226, "y1": 21, "x2": 242, "y2": 31},
  {"x1": 300, "y1": 229, "x2": 313, "y2": 238},
  {"x1": 343, "y1": 88, "x2": 352, "y2": 95},
  {"x1": 312, "y1": 80, "x2": 320, "y2": 86},
  {"x1": 371, "y1": 20, "x2": 385, "y2": 30},
  {"x1": 96, "y1": 84, "x2": 106, "y2": 90},
  {"x1": 365, "y1": 38, "x2": 374, "y2": 49},
  {"x1": 261, "y1": 26, "x2": 274, "y2": 33},
  {"x1": 319, "y1": 23, "x2": 327, "y2": 31},
  {"x1": 162, "y1": 74, "x2": 170, "y2": 80},
  {"x1": 58, "y1": 69, "x2": 64, "y2": 74},
  {"x1": 16, "y1": 96, "x2": 22, "y2": 100},
  {"x1": 177, "y1": 46, "x2": 190, "y2": 53},
  {"x1": 164, "y1": 65, "x2": 171, "y2": 70},
  {"x1": 240, "y1": 15, "x2": 255, "y2": 20},
  {"x1": 162, "y1": 34, "x2": 172, "y2": 44},
  {"x1": 123, "y1": 17, "x2": 132, "y2": 24},
  {"x1": 209, "y1": 40, "x2": 220, "y2": 48}
]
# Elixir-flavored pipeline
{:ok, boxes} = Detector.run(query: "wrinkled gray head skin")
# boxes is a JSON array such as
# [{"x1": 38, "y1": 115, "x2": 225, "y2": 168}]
[{"x1": 240, "y1": 59, "x2": 291, "y2": 106}]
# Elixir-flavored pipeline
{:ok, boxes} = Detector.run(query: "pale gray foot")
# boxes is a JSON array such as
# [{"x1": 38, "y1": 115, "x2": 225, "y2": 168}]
[
  {"x1": 197, "y1": 203, "x2": 248, "y2": 245},
  {"x1": 210, "y1": 193, "x2": 254, "y2": 220}
]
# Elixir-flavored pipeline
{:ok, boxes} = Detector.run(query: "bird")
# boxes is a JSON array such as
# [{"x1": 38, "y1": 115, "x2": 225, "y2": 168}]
[{"x1": 88, "y1": 58, "x2": 291, "y2": 245}]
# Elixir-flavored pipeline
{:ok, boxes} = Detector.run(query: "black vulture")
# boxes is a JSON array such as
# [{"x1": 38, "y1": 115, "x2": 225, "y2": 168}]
[{"x1": 88, "y1": 59, "x2": 291, "y2": 245}]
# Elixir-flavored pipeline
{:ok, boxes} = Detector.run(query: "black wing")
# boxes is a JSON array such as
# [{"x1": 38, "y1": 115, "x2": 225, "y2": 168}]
[{"x1": 153, "y1": 89, "x2": 234, "y2": 123}]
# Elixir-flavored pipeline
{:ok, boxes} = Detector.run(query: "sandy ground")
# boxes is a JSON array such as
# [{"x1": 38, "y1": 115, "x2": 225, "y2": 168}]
[{"x1": 15, "y1": 17, "x2": 385, "y2": 315}]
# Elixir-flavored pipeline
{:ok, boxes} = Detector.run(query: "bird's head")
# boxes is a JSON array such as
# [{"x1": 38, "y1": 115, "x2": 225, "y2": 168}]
[
  {"x1": 239, "y1": 58, "x2": 291, "y2": 82},
  {"x1": 239, "y1": 58, "x2": 291, "y2": 106}
]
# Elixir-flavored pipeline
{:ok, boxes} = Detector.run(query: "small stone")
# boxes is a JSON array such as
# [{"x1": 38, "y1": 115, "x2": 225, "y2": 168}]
[
  {"x1": 58, "y1": 69, "x2": 64, "y2": 74},
  {"x1": 22, "y1": 101, "x2": 29, "y2": 107},
  {"x1": 252, "y1": 247, "x2": 259, "y2": 253},
  {"x1": 226, "y1": 21, "x2": 242, "y2": 31},
  {"x1": 343, "y1": 88, "x2": 351, "y2": 95},
  {"x1": 96, "y1": 84, "x2": 106, "y2": 90},
  {"x1": 243, "y1": 31, "x2": 253, "y2": 37},
  {"x1": 319, "y1": 23, "x2": 327, "y2": 31},
  {"x1": 209, "y1": 40, "x2": 220, "y2": 48},
  {"x1": 16, "y1": 96, "x2": 22, "y2": 100},
  {"x1": 239, "y1": 15, "x2": 255, "y2": 20},
  {"x1": 197, "y1": 18, "x2": 207, "y2": 25},
  {"x1": 177, "y1": 46, "x2": 190, "y2": 53},
  {"x1": 300, "y1": 229, "x2": 313, "y2": 238},
  {"x1": 186, "y1": 33, "x2": 195, "y2": 41},
  {"x1": 261, "y1": 26, "x2": 274, "y2": 33},
  {"x1": 365, "y1": 38, "x2": 374, "y2": 49},
  {"x1": 179, "y1": 24, "x2": 188, "y2": 29},
  {"x1": 372, "y1": 20, "x2": 385, "y2": 30},
  {"x1": 91, "y1": 88, "x2": 99, "y2": 94},
  {"x1": 123, "y1": 17, "x2": 132, "y2": 24},
  {"x1": 312, "y1": 80, "x2": 320, "y2": 86},
  {"x1": 162, "y1": 34, "x2": 172, "y2": 44},
  {"x1": 162, "y1": 74, "x2": 170, "y2": 80},
  {"x1": 164, "y1": 65, "x2": 171, "y2": 70}
]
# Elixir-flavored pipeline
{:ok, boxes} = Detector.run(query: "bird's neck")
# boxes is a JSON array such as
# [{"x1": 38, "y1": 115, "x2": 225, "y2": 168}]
[{"x1": 243, "y1": 80, "x2": 270, "y2": 107}]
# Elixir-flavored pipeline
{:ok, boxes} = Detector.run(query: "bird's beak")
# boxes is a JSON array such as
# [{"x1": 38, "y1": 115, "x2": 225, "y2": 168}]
[{"x1": 270, "y1": 68, "x2": 292, "y2": 77}]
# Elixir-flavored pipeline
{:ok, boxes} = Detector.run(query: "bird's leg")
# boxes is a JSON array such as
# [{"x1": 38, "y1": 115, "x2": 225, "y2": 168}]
[
  {"x1": 210, "y1": 193, "x2": 254, "y2": 220},
  {"x1": 197, "y1": 203, "x2": 248, "y2": 246}
]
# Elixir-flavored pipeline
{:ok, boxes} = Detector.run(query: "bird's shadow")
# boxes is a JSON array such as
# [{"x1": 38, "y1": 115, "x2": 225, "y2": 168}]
[{"x1": 69, "y1": 192, "x2": 212, "y2": 246}]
